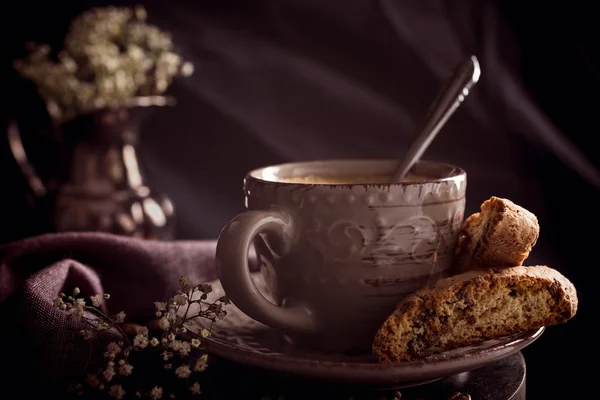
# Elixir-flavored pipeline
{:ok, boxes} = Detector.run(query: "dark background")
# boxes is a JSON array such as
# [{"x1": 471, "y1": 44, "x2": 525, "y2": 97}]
[{"x1": 1, "y1": 1, "x2": 598, "y2": 398}]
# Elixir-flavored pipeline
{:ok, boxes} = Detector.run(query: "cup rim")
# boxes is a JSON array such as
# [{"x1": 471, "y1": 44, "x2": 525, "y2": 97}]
[{"x1": 246, "y1": 158, "x2": 466, "y2": 187}]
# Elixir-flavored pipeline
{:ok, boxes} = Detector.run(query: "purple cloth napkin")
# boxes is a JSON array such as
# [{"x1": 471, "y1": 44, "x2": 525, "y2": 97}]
[{"x1": 0, "y1": 232, "x2": 243, "y2": 388}]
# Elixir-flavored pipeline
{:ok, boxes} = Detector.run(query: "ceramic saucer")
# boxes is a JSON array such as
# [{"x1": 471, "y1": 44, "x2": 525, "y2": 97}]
[{"x1": 190, "y1": 273, "x2": 544, "y2": 387}]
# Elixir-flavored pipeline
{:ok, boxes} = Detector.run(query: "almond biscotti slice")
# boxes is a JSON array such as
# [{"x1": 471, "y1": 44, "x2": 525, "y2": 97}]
[
  {"x1": 372, "y1": 265, "x2": 577, "y2": 363},
  {"x1": 454, "y1": 197, "x2": 539, "y2": 272}
]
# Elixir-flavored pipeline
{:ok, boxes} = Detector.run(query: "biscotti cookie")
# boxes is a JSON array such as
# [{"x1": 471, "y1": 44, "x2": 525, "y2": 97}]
[
  {"x1": 454, "y1": 197, "x2": 539, "y2": 272},
  {"x1": 372, "y1": 265, "x2": 577, "y2": 363}
]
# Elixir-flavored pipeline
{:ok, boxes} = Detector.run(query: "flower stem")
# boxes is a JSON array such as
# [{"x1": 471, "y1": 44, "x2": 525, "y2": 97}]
[{"x1": 86, "y1": 306, "x2": 132, "y2": 346}]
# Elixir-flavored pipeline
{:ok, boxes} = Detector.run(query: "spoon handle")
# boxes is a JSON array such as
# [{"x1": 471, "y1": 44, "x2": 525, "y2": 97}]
[{"x1": 390, "y1": 55, "x2": 481, "y2": 182}]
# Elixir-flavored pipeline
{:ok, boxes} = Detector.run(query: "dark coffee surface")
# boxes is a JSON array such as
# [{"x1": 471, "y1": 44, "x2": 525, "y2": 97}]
[{"x1": 278, "y1": 173, "x2": 427, "y2": 184}]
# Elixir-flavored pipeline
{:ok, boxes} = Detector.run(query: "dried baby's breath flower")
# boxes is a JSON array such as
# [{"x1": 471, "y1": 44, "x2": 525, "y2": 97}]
[
  {"x1": 80, "y1": 329, "x2": 95, "y2": 340},
  {"x1": 115, "y1": 311, "x2": 127, "y2": 323},
  {"x1": 13, "y1": 5, "x2": 193, "y2": 124},
  {"x1": 150, "y1": 387, "x2": 163, "y2": 400},
  {"x1": 109, "y1": 384, "x2": 126, "y2": 399},
  {"x1": 55, "y1": 275, "x2": 228, "y2": 399},
  {"x1": 174, "y1": 365, "x2": 191, "y2": 379},
  {"x1": 189, "y1": 382, "x2": 201, "y2": 395},
  {"x1": 118, "y1": 363, "x2": 134, "y2": 376},
  {"x1": 90, "y1": 294, "x2": 103, "y2": 307},
  {"x1": 133, "y1": 334, "x2": 149, "y2": 349}
]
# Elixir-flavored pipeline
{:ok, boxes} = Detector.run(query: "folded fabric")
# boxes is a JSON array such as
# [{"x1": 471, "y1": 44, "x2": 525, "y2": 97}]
[{"x1": 0, "y1": 232, "x2": 255, "y2": 391}]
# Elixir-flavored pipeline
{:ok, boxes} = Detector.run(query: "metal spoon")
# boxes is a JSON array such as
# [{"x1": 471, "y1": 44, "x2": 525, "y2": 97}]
[{"x1": 390, "y1": 55, "x2": 481, "y2": 182}]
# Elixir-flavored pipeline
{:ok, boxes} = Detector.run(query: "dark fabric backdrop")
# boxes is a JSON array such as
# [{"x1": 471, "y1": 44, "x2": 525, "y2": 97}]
[{"x1": 1, "y1": 1, "x2": 598, "y2": 398}]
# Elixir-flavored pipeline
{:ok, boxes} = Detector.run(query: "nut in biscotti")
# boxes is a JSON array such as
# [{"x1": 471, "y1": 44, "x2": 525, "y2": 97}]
[
  {"x1": 372, "y1": 265, "x2": 577, "y2": 363},
  {"x1": 454, "y1": 196, "x2": 539, "y2": 272}
]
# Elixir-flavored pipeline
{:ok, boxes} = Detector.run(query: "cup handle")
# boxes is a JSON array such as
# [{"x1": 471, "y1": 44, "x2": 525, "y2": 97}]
[{"x1": 216, "y1": 209, "x2": 318, "y2": 334}]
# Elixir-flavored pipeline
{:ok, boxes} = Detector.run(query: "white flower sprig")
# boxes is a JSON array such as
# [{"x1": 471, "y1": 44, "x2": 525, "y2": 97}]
[
  {"x1": 54, "y1": 276, "x2": 229, "y2": 399},
  {"x1": 13, "y1": 5, "x2": 194, "y2": 123}
]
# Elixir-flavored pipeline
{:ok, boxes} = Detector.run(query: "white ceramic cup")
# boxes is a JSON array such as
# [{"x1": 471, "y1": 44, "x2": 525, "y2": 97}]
[{"x1": 216, "y1": 159, "x2": 466, "y2": 351}]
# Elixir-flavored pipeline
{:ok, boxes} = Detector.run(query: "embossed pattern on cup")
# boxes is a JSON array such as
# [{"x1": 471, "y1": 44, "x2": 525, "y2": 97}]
[{"x1": 218, "y1": 159, "x2": 466, "y2": 351}]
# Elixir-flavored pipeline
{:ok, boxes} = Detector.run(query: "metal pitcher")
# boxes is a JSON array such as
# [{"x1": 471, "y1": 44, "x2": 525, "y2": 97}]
[{"x1": 7, "y1": 96, "x2": 176, "y2": 240}]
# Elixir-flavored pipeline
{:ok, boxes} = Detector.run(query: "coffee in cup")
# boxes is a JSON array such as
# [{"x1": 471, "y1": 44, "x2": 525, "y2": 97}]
[
  {"x1": 216, "y1": 159, "x2": 466, "y2": 351},
  {"x1": 277, "y1": 173, "x2": 428, "y2": 184}
]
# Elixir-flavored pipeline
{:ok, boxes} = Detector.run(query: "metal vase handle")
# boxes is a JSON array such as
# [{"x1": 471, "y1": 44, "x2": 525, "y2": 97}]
[{"x1": 7, "y1": 120, "x2": 47, "y2": 198}]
